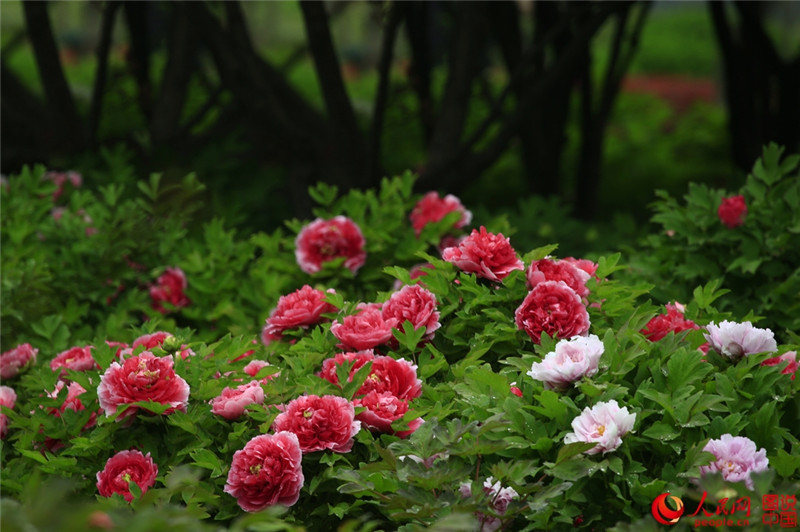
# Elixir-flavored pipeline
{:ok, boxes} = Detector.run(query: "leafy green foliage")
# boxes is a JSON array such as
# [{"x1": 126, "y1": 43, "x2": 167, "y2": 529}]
[{"x1": 1, "y1": 153, "x2": 798, "y2": 531}]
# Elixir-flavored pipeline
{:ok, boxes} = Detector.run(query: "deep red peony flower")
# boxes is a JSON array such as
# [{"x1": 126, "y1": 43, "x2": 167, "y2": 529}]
[
  {"x1": 97, "y1": 351, "x2": 189, "y2": 419},
  {"x1": 50, "y1": 345, "x2": 98, "y2": 374},
  {"x1": 527, "y1": 258, "x2": 591, "y2": 298},
  {"x1": 640, "y1": 302, "x2": 699, "y2": 341},
  {"x1": 262, "y1": 285, "x2": 337, "y2": 343},
  {"x1": 318, "y1": 350, "x2": 376, "y2": 385},
  {"x1": 132, "y1": 331, "x2": 173, "y2": 350},
  {"x1": 718, "y1": 195, "x2": 747, "y2": 228},
  {"x1": 409, "y1": 191, "x2": 472, "y2": 237},
  {"x1": 382, "y1": 285, "x2": 440, "y2": 340},
  {"x1": 515, "y1": 281, "x2": 590, "y2": 344},
  {"x1": 96, "y1": 449, "x2": 158, "y2": 502},
  {"x1": 149, "y1": 267, "x2": 190, "y2": 314},
  {"x1": 271, "y1": 394, "x2": 360, "y2": 453},
  {"x1": 211, "y1": 381, "x2": 265, "y2": 420},
  {"x1": 761, "y1": 351, "x2": 797, "y2": 380},
  {"x1": 1, "y1": 343, "x2": 37, "y2": 379},
  {"x1": 330, "y1": 305, "x2": 398, "y2": 350},
  {"x1": 354, "y1": 391, "x2": 423, "y2": 438},
  {"x1": 442, "y1": 226, "x2": 524, "y2": 281},
  {"x1": 224, "y1": 432, "x2": 304, "y2": 511},
  {"x1": 295, "y1": 216, "x2": 366, "y2": 274}
]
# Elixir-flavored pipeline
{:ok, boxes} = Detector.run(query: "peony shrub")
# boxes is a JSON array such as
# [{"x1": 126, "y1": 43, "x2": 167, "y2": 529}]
[{"x1": 0, "y1": 156, "x2": 798, "y2": 531}]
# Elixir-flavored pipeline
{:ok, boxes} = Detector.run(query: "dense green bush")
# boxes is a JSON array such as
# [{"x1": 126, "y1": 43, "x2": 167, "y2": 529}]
[
  {"x1": 634, "y1": 143, "x2": 800, "y2": 336},
  {"x1": 1, "y1": 154, "x2": 798, "y2": 531}
]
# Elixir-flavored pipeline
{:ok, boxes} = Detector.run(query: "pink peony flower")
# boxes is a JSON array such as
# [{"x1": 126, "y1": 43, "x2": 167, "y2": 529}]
[
  {"x1": 438, "y1": 235, "x2": 467, "y2": 256},
  {"x1": 96, "y1": 449, "x2": 158, "y2": 502},
  {"x1": 699, "y1": 434, "x2": 769, "y2": 489},
  {"x1": 149, "y1": 267, "x2": 190, "y2": 314},
  {"x1": 515, "y1": 281, "x2": 591, "y2": 344},
  {"x1": 243, "y1": 359, "x2": 279, "y2": 382},
  {"x1": 318, "y1": 352, "x2": 422, "y2": 401},
  {"x1": 46, "y1": 380, "x2": 97, "y2": 431},
  {"x1": 442, "y1": 226, "x2": 524, "y2": 282},
  {"x1": 0, "y1": 385, "x2": 17, "y2": 439},
  {"x1": 718, "y1": 195, "x2": 747, "y2": 228},
  {"x1": 132, "y1": 331, "x2": 174, "y2": 351},
  {"x1": 354, "y1": 391, "x2": 423, "y2": 438},
  {"x1": 761, "y1": 351, "x2": 797, "y2": 380},
  {"x1": 359, "y1": 356, "x2": 422, "y2": 400},
  {"x1": 295, "y1": 216, "x2": 366, "y2": 274},
  {"x1": 381, "y1": 284, "x2": 440, "y2": 340},
  {"x1": 527, "y1": 258, "x2": 590, "y2": 298},
  {"x1": 564, "y1": 400, "x2": 636, "y2": 455},
  {"x1": 211, "y1": 381, "x2": 265, "y2": 420},
  {"x1": 262, "y1": 285, "x2": 337, "y2": 342},
  {"x1": 318, "y1": 350, "x2": 376, "y2": 384},
  {"x1": 409, "y1": 191, "x2": 472, "y2": 236},
  {"x1": 527, "y1": 334, "x2": 604, "y2": 390},
  {"x1": 562, "y1": 257, "x2": 598, "y2": 277},
  {"x1": 272, "y1": 394, "x2": 360, "y2": 453},
  {"x1": 97, "y1": 351, "x2": 189, "y2": 419},
  {"x1": 1, "y1": 343, "x2": 37, "y2": 379},
  {"x1": 50, "y1": 346, "x2": 98, "y2": 374},
  {"x1": 704, "y1": 321, "x2": 777, "y2": 361},
  {"x1": 224, "y1": 432, "x2": 304, "y2": 511},
  {"x1": 330, "y1": 305, "x2": 398, "y2": 350},
  {"x1": 641, "y1": 302, "x2": 699, "y2": 342}
]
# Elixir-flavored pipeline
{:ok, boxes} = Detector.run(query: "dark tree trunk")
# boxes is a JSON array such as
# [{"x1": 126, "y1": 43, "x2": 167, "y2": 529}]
[
  {"x1": 89, "y1": 2, "x2": 120, "y2": 145},
  {"x1": 710, "y1": 1, "x2": 800, "y2": 171},
  {"x1": 22, "y1": 1, "x2": 85, "y2": 152}
]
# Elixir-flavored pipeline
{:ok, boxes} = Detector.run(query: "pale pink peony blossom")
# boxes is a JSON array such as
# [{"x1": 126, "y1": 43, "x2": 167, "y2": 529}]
[
  {"x1": 699, "y1": 434, "x2": 769, "y2": 489},
  {"x1": 563, "y1": 400, "x2": 636, "y2": 455},
  {"x1": 295, "y1": 216, "x2": 366, "y2": 274},
  {"x1": 704, "y1": 321, "x2": 777, "y2": 361},
  {"x1": 442, "y1": 226, "x2": 524, "y2": 281},
  {"x1": 224, "y1": 432, "x2": 304, "y2": 511},
  {"x1": 459, "y1": 477, "x2": 519, "y2": 532},
  {"x1": 1, "y1": 343, "x2": 38, "y2": 379},
  {"x1": 211, "y1": 381, "x2": 265, "y2": 420},
  {"x1": 0, "y1": 385, "x2": 17, "y2": 439},
  {"x1": 409, "y1": 191, "x2": 472, "y2": 236},
  {"x1": 527, "y1": 334, "x2": 604, "y2": 390}
]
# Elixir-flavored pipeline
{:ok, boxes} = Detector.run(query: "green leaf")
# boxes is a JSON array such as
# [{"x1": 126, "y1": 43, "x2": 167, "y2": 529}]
[{"x1": 556, "y1": 442, "x2": 598, "y2": 464}]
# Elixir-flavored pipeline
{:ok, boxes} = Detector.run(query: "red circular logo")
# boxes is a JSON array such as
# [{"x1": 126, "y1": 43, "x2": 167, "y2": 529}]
[{"x1": 651, "y1": 493, "x2": 685, "y2": 525}]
